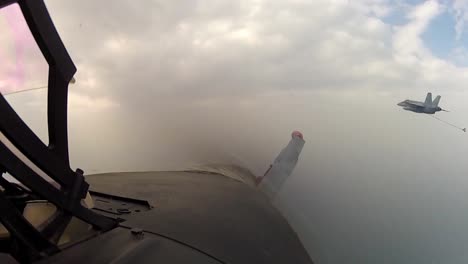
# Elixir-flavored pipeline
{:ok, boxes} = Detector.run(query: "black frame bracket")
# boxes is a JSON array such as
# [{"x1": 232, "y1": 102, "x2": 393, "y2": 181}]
[{"x1": 0, "y1": 0, "x2": 118, "y2": 258}]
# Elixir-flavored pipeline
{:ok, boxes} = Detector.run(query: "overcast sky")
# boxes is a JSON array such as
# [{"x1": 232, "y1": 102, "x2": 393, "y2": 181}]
[{"x1": 3, "y1": 0, "x2": 468, "y2": 263}]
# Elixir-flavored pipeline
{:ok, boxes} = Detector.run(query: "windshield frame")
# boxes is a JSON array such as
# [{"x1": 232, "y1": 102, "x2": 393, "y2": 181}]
[{"x1": 0, "y1": 0, "x2": 117, "y2": 261}]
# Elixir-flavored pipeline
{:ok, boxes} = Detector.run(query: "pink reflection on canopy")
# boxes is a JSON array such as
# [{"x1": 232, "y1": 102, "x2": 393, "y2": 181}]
[{"x1": 0, "y1": 4, "x2": 41, "y2": 94}]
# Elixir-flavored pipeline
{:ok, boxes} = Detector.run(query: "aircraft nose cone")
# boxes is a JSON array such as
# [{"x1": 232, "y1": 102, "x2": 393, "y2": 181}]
[{"x1": 292, "y1": 130, "x2": 304, "y2": 140}]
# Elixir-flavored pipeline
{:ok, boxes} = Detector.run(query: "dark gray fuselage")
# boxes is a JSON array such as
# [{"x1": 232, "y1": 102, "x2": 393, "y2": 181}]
[
  {"x1": 397, "y1": 100, "x2": 442, "y2": 114},
  {"x1": 35, "y1": 171, "x2": 314, "y2": 264}
]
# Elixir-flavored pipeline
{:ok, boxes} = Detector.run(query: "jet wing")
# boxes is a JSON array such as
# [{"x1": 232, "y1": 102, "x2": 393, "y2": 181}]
[{"x1": 258, "y1": 131, "x2": 305, "y2": 199}]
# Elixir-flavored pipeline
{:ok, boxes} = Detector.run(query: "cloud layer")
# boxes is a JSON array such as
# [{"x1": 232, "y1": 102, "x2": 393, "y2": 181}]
[{"x1": 39, "y1": 0, "x2": 468, "y2": 106}]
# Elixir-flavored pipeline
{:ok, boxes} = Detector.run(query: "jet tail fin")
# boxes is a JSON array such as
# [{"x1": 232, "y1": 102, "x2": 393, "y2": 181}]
[
  {"x1": 257, "y1": 131, "x2": 305, "y2": 200},
  {"x1": 425, "y1": 92, "x2": 432, "y2": 105},
  {"x1": 432, "y1": 95, "x2": 441, "y2": 107}
]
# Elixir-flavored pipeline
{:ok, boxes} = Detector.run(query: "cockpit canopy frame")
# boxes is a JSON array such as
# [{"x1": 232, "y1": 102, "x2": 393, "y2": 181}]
[{"x1": 0, "y1": 0, "x2": 116, "y2": 261}]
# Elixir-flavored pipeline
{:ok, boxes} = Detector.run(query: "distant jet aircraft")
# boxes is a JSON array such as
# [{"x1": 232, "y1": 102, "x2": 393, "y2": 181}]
[{"x1": 397, "y1": 92, "x2": 447, "y2": 114}]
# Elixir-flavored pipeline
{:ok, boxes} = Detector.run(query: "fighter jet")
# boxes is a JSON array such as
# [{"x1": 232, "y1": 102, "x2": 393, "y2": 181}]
[
  {"x1": 397, "y1": 92, "x2": 447, "y2": 114},
  {"x1": 0, "y1": 1, "x2": 313, "y2": 263}
]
